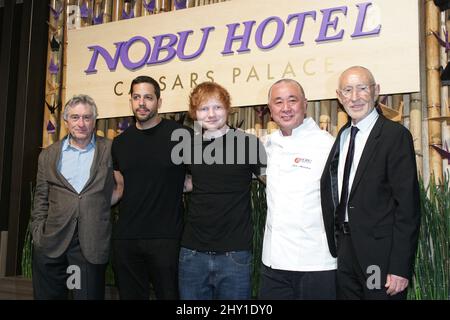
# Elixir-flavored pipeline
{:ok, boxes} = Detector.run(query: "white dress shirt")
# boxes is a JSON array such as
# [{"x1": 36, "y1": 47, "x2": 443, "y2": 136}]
[
  {"x1": 262, "y1": 117, "x2": 337, "y2": 271},
  {"x1": 338, "y1": 108, "x2": 379, "y2": 222}
]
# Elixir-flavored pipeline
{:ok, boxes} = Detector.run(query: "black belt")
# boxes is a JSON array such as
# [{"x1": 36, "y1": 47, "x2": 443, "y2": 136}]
[{"x1": 339, "y1": 222, "x2": 351, "y2": 234}]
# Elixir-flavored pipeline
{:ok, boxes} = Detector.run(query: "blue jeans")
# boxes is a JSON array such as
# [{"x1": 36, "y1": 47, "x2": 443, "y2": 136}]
[{"x1": 178, "y1": 247, "x2": 251, "y2": 300}]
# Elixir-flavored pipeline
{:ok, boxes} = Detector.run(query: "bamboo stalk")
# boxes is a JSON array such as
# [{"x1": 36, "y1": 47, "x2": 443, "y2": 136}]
[
  {"x1": 238, "y1": 107, "x2": 244, "y2": 129},
  {"x1": 330, "y1": 99, "x2": 338, "y2": 137},
  {"x1": 247, "y1": 106, "x2": 252, "y2": 130},
  {"x1": 392, "y1": 94, "x2": 403, "y2": 113},
  {"x1": 173, "y1": 0, "x2": 186, "y2": 10},
  {"x1": 141, "y1": 0, "x2": 154, "y2": 15},
  {"x1": 58, "y1": 0, "x2": 69, "y2": 140},
  {"x1": 306, "y1": 101, "x2": 315, "y2": 119},
  {"x1": 403, "y1": 94, "x2": 411, "y2": 130},
  {"x1": 250, "y1": 105, "x2": 256, "y2": 130},
  {"x1": 94, "y1": 0, "x2": 102, "y2": 20},
  {"x1": 385, "y1": 95, "x2": 392, "y2": 109},
  {"x1": 314, "y1": 101, "x2": 320, "y2": 124},
  {"x1": 42, "y1": 0, "x2": 58, "y2": 147},
  {"x1": 425, "y1": 0, "x2": 443, "y2": 182},
  {"x1": 319, "y1": 100, "x2": 331, "y2": 132},
  {"x1": 44, "y1": 0, "x2": 66, "y2": 147},
  {"x1": 133, "y1": 0, "x2": 143, "y2": 17},
  {"x1": 103, "y1": 0, "x2": 113, "y2": 22},
  {"x1": 121, "y1": 0, "x2": 133, "y2": 20},
  {"x1": 122, "y1": 0, "x2": 132, "y2": 19},
  {"x1": 337, "y1": 103, "x2": 348, "y2": 133},
  {"x1": 442, "y1": 15, "x2": 450, "y2": 176},
  {"x1": 254, "y1": 123, "x2": 262, "y2": 138},
  {"x1": 96, "y1": 119, "x2": 107, "y2": 137},
  {"x1": 157, "y1": 0, "x2": 172, "y2": 13},
  {"x1": 80, "y1": 0, "x2": 94, "y2": 27},
  {"x1": 410, "y1": 93, "x2": 423, "y2": 177},
  {"x1": 112, "y1": 0, "x2": 123, "y2": 21}
]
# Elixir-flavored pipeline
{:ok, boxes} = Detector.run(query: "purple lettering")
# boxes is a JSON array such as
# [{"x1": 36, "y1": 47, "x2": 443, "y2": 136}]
[
  {"x1": 287, "y1": 11, "x2": 316, "y2": 46},
  {"x1": 221, "y1": 21, "x2": 256, "y2": 55},
  {"x1": 255, "y1": 16, "x2": 285, "y2": 50},
  {"x1": 315, "y1": 6, "x2": 347, "y2": 42},
  {"x1": 177, "y1": 26, "x2": 215, "y2": 60},
  {"x1": 148, "y1": 33, "x2": 178, "y2": 65},
  {"x1": 119, "y1": 36, "x2": 151, "y2": 70},
  {"x1": 351, "y1": 2, "x2": 381, "y2": 38},
  {"x1": 84, "y1": 42, "x2": 125, "y2": 74}
]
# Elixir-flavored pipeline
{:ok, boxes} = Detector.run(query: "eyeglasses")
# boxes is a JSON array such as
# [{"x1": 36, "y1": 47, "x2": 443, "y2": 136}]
[
  {"x1": 339, "y1": 84, "x2": 375, "y2": 98},
  {"x1": 68, "y1": 114, "x2": 94, "y2": 122}
]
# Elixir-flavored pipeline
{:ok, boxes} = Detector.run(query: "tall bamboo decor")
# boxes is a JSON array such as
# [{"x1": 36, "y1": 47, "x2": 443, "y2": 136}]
[
  {"x1": 319, "y1": 100, "x2": 331, "y2": 133},
  {"x1": 337, "y1": 107, "x2": 348, "y2": 133},
  {"x1": 410, "y1": 92, "x2": 423, "y2": 176},
  {"x1": 426, "y1": 0, "x2": 443, "y2": 182},
  {"x1": 442, "y1": 15, "x2": 450, "y2": 176},
  {"x1": 43, "y1": 0, "x2": 65, "y2": 148}
]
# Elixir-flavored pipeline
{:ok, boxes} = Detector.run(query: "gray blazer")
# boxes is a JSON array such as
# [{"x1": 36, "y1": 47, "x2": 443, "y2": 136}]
[{"x1": 31, "y1": 135, "x2": 114, "y2": 264}]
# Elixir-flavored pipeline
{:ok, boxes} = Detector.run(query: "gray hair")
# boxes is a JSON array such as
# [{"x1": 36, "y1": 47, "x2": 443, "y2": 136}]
[
  {"x1": 63, "y1": 94, "x2": 98, "y2": 121},
  {"x1": 268, "y1": 78, "x2": 306, "y2": 101}
]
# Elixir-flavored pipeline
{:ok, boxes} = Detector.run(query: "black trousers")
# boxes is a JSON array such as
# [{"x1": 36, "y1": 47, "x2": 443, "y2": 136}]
[
  {"x1": 258, "y1": 264, "x2": 336, "y2": 300},
  {"x1": 336, "y1": 232, "x2": 407, "y2": 300},
  {"x1": 112, "y1": 238, "x2": 179, "y2": 300},
  {"x1": 32, "y1": 231, "x2": 107, "y2": 300}
]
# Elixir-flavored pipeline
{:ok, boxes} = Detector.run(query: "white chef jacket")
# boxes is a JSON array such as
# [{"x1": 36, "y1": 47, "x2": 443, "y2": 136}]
[{"x1": 262, "y1": 117, "x2": 337, "y2": 271}]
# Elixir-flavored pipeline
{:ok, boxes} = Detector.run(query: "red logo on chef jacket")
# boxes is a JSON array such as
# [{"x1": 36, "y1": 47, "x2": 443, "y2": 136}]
[{"x1": 293, "y1": 156, "x2": 312, "y2": 168}]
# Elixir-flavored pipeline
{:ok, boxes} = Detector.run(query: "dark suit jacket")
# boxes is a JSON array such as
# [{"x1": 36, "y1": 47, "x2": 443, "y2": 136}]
[
  {"x1": 320, "y1": 114, "x2": 420, "y2": 280},
  {"x1": 31, "y1": 135, "x2": 114, "y2": 264}
]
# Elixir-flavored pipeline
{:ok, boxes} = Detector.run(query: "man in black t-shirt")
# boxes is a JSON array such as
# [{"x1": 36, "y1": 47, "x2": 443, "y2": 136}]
[
  {"x1": 179, "y1": 82, "x2": 266, "y2": 300},
  {"x1": 111, "y1": 76, "x2": 187, "y2": 300}
]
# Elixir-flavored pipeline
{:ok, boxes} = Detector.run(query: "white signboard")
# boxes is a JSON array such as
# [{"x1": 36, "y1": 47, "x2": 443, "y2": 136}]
[{"x1": 67, "y1": 0, "x2": 420, "y2": 118}]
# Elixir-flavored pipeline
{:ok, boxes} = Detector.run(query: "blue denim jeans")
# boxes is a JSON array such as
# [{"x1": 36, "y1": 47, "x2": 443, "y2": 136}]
[{"x1": 178, "y1": 247, "x2": 252, "y2": 300}]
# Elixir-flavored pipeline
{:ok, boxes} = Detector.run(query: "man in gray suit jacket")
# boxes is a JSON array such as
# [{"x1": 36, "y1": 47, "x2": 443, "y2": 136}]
[{"x1": 31, "y1": 94, "x2": 115, "y2": 299}]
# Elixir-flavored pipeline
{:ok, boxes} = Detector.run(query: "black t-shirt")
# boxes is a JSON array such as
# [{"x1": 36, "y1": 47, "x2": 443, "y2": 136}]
[
  {"x1": 181, "y1": 129, "x2": 266, "y2": 252},
  {"x1": 111, "y1": 119, "x2": 188, "y2": 239}
]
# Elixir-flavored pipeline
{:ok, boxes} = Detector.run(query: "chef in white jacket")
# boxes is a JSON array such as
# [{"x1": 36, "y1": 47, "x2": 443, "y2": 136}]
[{"x1": 259, "y1": 79, "x2": 337, "y2": 300}]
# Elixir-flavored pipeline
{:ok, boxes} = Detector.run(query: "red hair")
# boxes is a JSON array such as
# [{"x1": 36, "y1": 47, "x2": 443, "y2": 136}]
[{"x1": 188, "y1": 82, "x2": 231, "y2": 120}]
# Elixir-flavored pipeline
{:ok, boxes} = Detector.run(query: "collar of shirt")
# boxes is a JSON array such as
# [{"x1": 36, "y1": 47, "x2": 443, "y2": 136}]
[
  {"x1": 338, "y1": 107, "x2": 379, "y2": 222},
  {"x1": 350, "y1": 107, "x2": 379, "y2": 134},
  {"x1": 59, "y1": 134, "x2": 96, "y2": 193},
  {"x1": 271, "y1": 117, "x2": 316, "y2": 146},
  {"x1": 62, "y1": 134, "x2": 96, "y2": 152}
]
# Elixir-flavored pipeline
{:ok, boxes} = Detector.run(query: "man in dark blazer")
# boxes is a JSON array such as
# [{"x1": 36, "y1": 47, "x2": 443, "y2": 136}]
[
  {"x1": 31, "y1": 94, "x2": 115, "y2": 299},
  {"x1": 320, "y1": 66, "x2": 420, "y2": 299}
]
